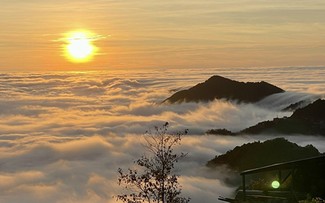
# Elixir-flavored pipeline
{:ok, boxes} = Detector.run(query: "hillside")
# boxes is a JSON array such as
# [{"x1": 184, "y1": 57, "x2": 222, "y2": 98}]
[
  {"x1": 206, "y1": 138, "x2": 321, "y2": 171},
  {"x1": 207, "y1": 99, "x2": 325, "y2": 136},
  {"x1": 241, "y1": 99, "x2": 325, "y2": 135},
  {"x1": 164, "y1": 75, "x2": 284, "y2": 103}
]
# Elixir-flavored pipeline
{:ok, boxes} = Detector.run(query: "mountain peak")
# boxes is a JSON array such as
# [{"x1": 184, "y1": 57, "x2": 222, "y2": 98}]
[{"x1": 164, "y1": 75, "x2": 284, "y2": 103}]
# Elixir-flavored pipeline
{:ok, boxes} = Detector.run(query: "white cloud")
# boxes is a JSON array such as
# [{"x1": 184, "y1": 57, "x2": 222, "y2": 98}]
[{"x1": 0, "y1": 69, "x2": 324, "y2": 202}]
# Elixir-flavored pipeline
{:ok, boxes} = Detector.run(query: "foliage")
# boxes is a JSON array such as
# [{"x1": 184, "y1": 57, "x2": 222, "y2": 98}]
[{"x1": 117, "y1": 122, "x2": 190, "y2": 203}]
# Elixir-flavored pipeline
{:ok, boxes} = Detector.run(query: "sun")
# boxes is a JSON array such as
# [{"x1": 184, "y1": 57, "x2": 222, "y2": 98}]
[{"x1": 64, "y1": 30, "x2": 97, "y2": 63}]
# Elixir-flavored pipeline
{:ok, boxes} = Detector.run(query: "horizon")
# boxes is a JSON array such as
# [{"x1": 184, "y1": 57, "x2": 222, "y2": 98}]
[{"x1": 1, "y1": 65, "x2": 325, "y2": 73}]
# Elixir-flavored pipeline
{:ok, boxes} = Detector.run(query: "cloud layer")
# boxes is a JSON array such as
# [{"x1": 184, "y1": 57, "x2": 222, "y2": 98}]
[{"x1": 0, "y1": 67, "x2": 324, "y2": 202}]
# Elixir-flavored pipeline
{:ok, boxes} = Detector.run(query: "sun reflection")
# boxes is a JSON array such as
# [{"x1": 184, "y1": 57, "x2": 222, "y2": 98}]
[{"x1": 64, "y1": 30, "x2": 98, "y2": 63}]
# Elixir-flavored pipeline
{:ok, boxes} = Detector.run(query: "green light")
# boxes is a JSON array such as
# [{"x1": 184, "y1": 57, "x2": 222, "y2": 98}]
[{"x1": 271, "y1": 180, "x2": 280, "y2": 189}]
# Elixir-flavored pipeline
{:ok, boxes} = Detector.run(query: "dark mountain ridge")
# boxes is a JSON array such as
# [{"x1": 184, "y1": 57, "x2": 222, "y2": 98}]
[
  {"x1": 291, "y1": 99, "x2": 325, "y2": 121},
  {"x1": 207, "y1": 99, "x2": 325, "y2": 136},
  {"x1": 164, "y1": 75, "x2": 284, "y2": 103},
  {"x1": 241, "y1": 99, "x2": 325, "y2": 135},
  {"x1": 207, "y1": 137, "x2": 321, "y2": 171}
]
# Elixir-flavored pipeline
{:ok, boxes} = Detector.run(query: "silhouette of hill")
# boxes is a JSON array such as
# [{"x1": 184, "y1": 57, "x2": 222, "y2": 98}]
[
  {"x1": 164, "y1": 75, "x2": 284, "y2": 103},
  {"x1": 282, "y1": 100, "x2": 306, "y2": 111},
  {"x1": 241, "y1": 99, "x2": 325, "y2": 135},
  {"x1": 206, "y1": 128, "x2": 235, "y2": 136},
  {"x1": 207, "y1": 99, "x2": 325, "y2": 136},
  {"x1": 291, "y1": 99, "x2": 325, "y2": 121},
  {"x1": 206, "y1": 138, "x2": 321, "y2": 171}
]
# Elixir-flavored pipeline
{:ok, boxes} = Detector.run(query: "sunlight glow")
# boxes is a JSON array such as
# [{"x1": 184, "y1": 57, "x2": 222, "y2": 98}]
[{"x1": 64, "y1": 31, "x2": 98, "y2": 63}]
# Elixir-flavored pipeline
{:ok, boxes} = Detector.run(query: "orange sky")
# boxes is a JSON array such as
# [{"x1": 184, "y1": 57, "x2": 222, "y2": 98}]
[{"x1": 1, "y1": 0, "x2": 325, "y2": 71}]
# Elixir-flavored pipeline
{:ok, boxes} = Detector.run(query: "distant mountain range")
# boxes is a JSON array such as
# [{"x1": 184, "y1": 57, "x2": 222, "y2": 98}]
[
  {"x1": 206, "y1": 137, "x2": 321, "y2": 171},
  {"x1": 164, "y1": 75, "x2": 284, "y2": 103},
  {"x1": 207, "y1": 99, "x2": 325, "y2": 136}
]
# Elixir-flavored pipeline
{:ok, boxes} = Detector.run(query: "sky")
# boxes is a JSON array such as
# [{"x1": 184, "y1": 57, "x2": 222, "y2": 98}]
[{"x1": 1, "y1": 0, "x2": 325, "y2": 71}]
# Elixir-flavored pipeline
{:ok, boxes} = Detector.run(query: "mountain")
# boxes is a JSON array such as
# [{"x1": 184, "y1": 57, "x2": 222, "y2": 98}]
[
  {"x1": 164, "y1": 75, "x2": 284, "y2": 103},
  {"x1": 207, "y1": 99, "x2": 325, "y2": 136},
  {"x1": 206, "y1": 128, "x2": 235, "y2": 136},
  {"x1": 241, "y1": 99, "x2": 325, "y2": 135},
  {"x1": 291, "y1": 99, "x2": 325, "y2": 121},
  {"x1": 206, "y1": 138, "x2": 321, "y2": 171}
]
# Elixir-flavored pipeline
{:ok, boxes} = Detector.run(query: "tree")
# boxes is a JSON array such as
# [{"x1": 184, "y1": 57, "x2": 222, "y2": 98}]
[{"x1": 117, "y1": 122, "x2": 190, "y2": 203}]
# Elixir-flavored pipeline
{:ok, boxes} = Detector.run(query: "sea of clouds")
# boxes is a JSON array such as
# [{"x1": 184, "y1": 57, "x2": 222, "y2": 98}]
[{"x1": 0, "y1": 67, "x2": 324, "y2": 203}]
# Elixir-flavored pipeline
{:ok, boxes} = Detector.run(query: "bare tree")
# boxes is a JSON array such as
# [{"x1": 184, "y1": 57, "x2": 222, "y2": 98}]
[{"x1": 117, "y1": 122, "x2": 190, "y2": 203}]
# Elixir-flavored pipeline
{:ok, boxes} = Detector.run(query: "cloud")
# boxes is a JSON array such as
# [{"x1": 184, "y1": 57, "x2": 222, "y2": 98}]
[
  {"x1": 1, "y1": 132, "x2": 323, "y2": 202},
  {"x1": 0, "y1": 70, "x2": 324, "y2": 202}
]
